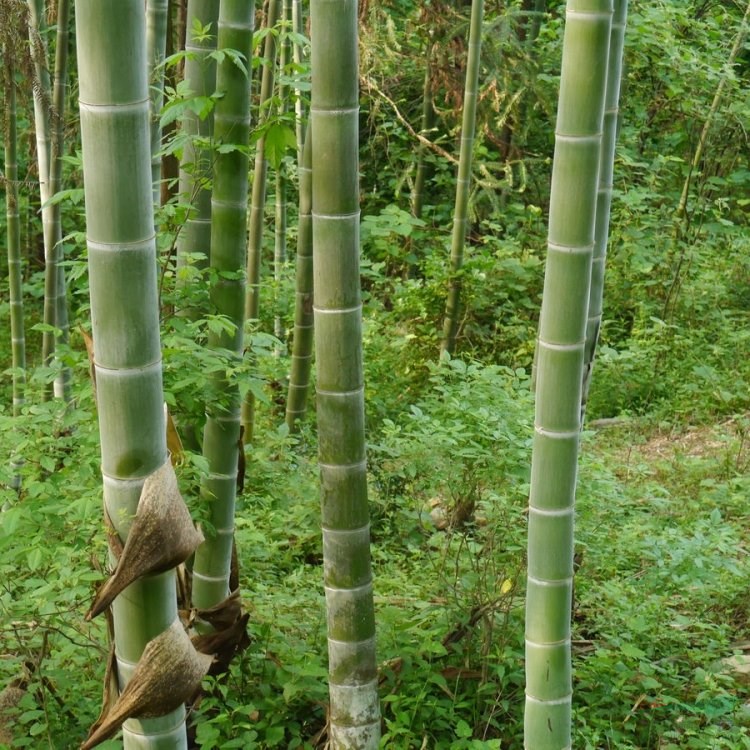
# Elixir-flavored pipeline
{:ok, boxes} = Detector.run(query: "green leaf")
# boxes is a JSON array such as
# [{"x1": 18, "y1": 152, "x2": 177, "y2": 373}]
[{"x1": 264, "y1": 123, "x2": 297, "y2": 170}]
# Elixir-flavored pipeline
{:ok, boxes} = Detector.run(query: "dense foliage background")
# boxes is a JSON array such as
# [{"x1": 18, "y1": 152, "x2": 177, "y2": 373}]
[{"x1": 1, "y1": 0, "x2": 749, "y2": 747}]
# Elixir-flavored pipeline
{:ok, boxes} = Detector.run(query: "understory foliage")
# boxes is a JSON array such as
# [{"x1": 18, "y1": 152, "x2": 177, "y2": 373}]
[{"x1": 1, "y1": 0, "x2": 750, "y2": 748}]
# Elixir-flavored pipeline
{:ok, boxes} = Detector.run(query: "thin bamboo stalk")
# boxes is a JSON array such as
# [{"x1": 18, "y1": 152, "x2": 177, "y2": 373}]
[
  {"x1": 50, "y1": 0, "x2": 71, "y2": 403},
  {"x1": 311, "y1": 0, "x2": 380, "y2": 745},
  {"x1": 27, "y1": 0, "x2": 56, "y2": 401},
  {"x1": 524, "y1": 3, "x2": 612, "y2": 748},
  {"x1": 439, "y1": 0, "x2": 484, "y2": 358},
  {"x1": 75, "y1": 1, "x2": 187, "y2": 745},
  {"x1": 274, "y1": 0, "x2": 292, "y2": 343},
  {"x1": 285, "y1": 123, "x2": 313, "y2": 430},
  {"x1": 241, "y1": 0, "x2": 280, "y2": 443},
  {"x1": 581, "y1": 0, "x2": 628, "y2": 418},
  {"x1": 147, "y1": 0, "x2": 170, "y2": 204},
  {"x1": 191, "y1": 0, "x2": 255, "y2": 611},
  {"x1": 411, "y1": 44, "x2": 435, "y2": 221},
  {"x1": 4, "y1": 47, "x2": 27, "y2": 491},
  {"x1": 291, "y1": 0, "x2": 305, "y2": 164}
]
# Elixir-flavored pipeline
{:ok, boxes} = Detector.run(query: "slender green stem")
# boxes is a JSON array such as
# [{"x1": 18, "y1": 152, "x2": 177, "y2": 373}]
[
  {"x1": 311, "y1": 1, "x2": 379, "y2": 745},
  {"x1": 274, "y1": 0, "x2": 292, "y2": 343},
  {"x1": 192, "y1": 0, "x2": 255, "y2": 611},
  {"x1": 581, "y1": 0, "x2": 628, "y2": 419},
  {"x1": 75, "y1": 1, "x2": 187, "y2": 745},
  {"x1": 285, "y1": 123, "x2": 313, "y2": 431},
  {"x1": 411, "y1": 44, "x2": 435, "y2": 221},
  {"x1": 4, "y1": 47, "x2": 26, "y2": 491},
  {"x1": 242, "y1": 0, "x2": 280, "y2": 444},
  {"x1": 291, "y1": 0, "x2": 306, "y2": 163},
  {"x1": 440, "y1": 0, "x2": 484, "y2": 358},
  {"x1": 524, "y1": 4, "x2": 612, "y2": 749},
  {"x1": 50, "y1": 0, "x2": 72, "y2": 403},
  {"x1": 27, "y1": 0, "x2": 55, "y2": 401},
  {"x1": 147, "y1": 0, "x2": 170, "y2": 204}
]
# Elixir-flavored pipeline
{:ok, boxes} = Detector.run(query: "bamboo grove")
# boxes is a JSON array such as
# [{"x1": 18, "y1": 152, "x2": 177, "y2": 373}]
[{"x1": 3, "y1": 0, "x2": 750, "y2": 747}]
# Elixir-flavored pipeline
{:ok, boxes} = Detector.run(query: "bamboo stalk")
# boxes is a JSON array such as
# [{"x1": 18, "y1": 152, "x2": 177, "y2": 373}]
[
  {"x1": 411, "y1": 43, "x2": 435, "y2": 222},
  {"x1": 75, "y1": 1, "x2": 187, "y2": 745},
  {"x1": 4, "y1": 44, "x2": 27, "y2": 492},
  {"x1": 524, "y1": 3, "x2": 612, "y2": 748},
  {"x1": 285, "y1": 123, "x2": 313, "y2": 431},
  {"x1": 440, "y1": 0, "x2": 484, "y2": 358},
  {"x1": 192, "y1": 0, "x2": 255, "y2": 611},
  {"x1": 147, "y1": 0, "x2": 170, "y2": 204},
  {"x1": 274, "y1": 0, "x2": 292, "y2": 344},
  {"x1": 291, "y1": 0, "x2": 306, "y2": 163},
  {"x1": 175, "y1": 0, "x2": 219, "y2": 277},
  {"x1": 311, "y1": 0, "x2": 380, "y2": 745},
  {"x1": 242, "y1": 0, "x2": 280, "y2": 444},
  {"x1": 581, "y1": 0, "x2": 628, "y2": 419}
]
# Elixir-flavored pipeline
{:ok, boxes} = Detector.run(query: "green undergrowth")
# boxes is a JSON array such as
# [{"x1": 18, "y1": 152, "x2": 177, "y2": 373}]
[{"x1": 5, "y1": 356, "x2": 750, "y2": 748}]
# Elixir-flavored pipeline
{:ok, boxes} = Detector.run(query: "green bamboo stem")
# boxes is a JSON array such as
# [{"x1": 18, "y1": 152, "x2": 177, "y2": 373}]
[
  {"x1": 241, "y1": 0, "x2": 280, "y2": 443},
  {"x1": 285, "y1": 122, "x2": 313, "y2": 431},
  {"x1": 311, "y1": 1, "x2": 379, "y2": 746},
  {"x1": 244, "y1": 0, "x2": 280, "y2": 324},
  {"x1": 581, "y1": 0, "x2": 628, "y2": 419},
  {"x1": 439, "y1": 0, "x2": 484, "y2": 358},
  {"x1": 75, "y1": 1, "x2": 187, "y2": 746},
  {"x1": 411, "y1": 44, "x2": 435, "y2": 221},
  {"x1": 191, "y1": 0, "x2": 255, "y2": 611},
  {"x1": 50, "y1": 0, "x2": 72, "y2": 403},
  {"x1": 274, "y1": 0, "x2": 292, "y2": 344},
  {"x1": 4, "y1": 49, "x2": 26, "y2": 491},
  {"x1": 27, "y1": 0, "x2": 72, "y2": 402},
  {"x1": 291, "y1": 0, "x2": 306, "y2": 163},
  {"x1": 147, "y1": 0, "x2": 170, "y2": 204},
  {"x1": 27, "y1": 0, "x2": 56, "y2": 401},
  {"x1": 524, "y1": 3, "x2": 612, "y2": 749},
  {"x1": 175, "y1": 0, "x2": 219, "y2": 278}
]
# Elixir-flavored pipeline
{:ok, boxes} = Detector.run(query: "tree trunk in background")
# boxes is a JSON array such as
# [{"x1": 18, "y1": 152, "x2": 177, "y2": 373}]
[
  {"x1": 524, "y1": 2, "x2": 611, "y2": 749},
  {"x1": 310, "y1": 0, "x2": 380, "y2": 745},
  {"x1": 75, "y1": 1, "x2": 187, "y2": 745},
  {"x1": 192, "y1": 0, "x2": 255, "y2": 612},
  {"x1": 439, "y1": 0, "x2": 484, "y2": 358},
  {"x1": 581, "y1": 0, "x2": 628, "y2": 419}
]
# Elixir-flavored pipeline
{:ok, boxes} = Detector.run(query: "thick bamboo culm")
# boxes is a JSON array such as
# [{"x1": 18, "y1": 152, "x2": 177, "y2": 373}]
[
  {"x1": 310, "y1": 0, "x2": 380, "y2": 746},
  {"x1": 524, "y1": 3, "x2": 612, "y2": 749},
  {"x1": 75, "y1": 1, "x2": 187, "y2": 745}
]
